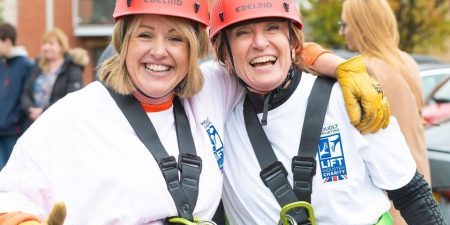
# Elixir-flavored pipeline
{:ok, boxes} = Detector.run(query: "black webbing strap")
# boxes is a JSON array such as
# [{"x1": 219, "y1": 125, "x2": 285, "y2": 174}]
[
  {"x1": 293, "y1": 77, "x2": 335, "y2": 203},
  {"x1": 244, "y1": 98, "x2": 309, "y2": 224},
  {"x1": 106, "y1": 87, "x2": 201, "y2": 221},
  {"x1": 244, "y1": 76, "x2": 335, "y2": 224}
]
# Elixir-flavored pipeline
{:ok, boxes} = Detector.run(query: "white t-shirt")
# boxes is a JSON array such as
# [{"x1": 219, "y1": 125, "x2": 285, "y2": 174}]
[
  {"x1": 0, "y1": 61, "x2": 244, "y2": 225},
  {"x1": 223, "y1": 72, "x2": 416, "y2": 225}
]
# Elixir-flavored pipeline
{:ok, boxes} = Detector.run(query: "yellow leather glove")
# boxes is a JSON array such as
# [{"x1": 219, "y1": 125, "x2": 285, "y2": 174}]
[
  {"x1": 336, "y1": 56, "x2": 390, "y2": 134},
  {"x1": 18, "y1": 202, "x2": 66, "y2": 225}
]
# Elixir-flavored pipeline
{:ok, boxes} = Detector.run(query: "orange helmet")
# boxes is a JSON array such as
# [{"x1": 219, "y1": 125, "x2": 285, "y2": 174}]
[
  {"x1": 209, "y1": 0, "x2": 302, "y2": 42},
  {"x1": 113, "y1": 0, "x2": 209, "y2": 27}
]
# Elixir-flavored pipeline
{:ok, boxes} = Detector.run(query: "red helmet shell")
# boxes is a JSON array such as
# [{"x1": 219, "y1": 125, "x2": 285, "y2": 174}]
[
  {"x1": 209, "y1": 0, "x2": 302, "y2": 42},
  {"x1": 113, "y1": 0, "x2": 209, "y2": 27}
]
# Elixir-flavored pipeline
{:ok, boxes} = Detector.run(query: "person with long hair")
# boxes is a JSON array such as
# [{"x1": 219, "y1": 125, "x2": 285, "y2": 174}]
[
  {"x1": 207, "y1": 0, "x2": 444, "y2": 224},
  {"x1": 339, "y1": 1, "x2": 430, "y2": 224}
]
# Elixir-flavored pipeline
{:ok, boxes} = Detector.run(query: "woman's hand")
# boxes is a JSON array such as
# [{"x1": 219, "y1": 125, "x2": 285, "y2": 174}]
[{"x1": 336, "y1": 56, "x2": 390, "y2": 134}]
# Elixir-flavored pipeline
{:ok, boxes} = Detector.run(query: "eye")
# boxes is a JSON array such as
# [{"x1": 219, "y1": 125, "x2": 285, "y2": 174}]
[
  {"x1": 234, "y1": 28, "x2": 250, "y2": 37},
  {"x1": 267, "y1": 24, "x2": 280, "y2": 31},
  {"x1": 168, "y1": 35, "x2": 184, "y2": 42},
  {"x1": 137, "y1": 32, "x2": 153, "y2": 39}
]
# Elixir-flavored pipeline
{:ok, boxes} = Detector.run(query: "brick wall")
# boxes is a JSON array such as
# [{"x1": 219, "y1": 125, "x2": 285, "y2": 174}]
[{"x1": 17, "y1": 0, "x2": 96, "y2": 85}]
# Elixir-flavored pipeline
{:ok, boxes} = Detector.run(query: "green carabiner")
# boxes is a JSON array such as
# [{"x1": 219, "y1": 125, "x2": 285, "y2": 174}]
[
  {"x1": 167, "y1": 217, "x2": 217, "y2": 225},
  {"x1": 279, "y1": 201, "x2": 317, "y2": 225}
]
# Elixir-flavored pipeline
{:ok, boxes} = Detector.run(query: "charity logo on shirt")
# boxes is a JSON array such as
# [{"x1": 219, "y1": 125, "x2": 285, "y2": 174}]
[
  {"x1": 318, "y1": 123, "x2": 348, "y2": 183},
  {"x1": 201, "y1": 118, "x2": 224, "y2": 172}
]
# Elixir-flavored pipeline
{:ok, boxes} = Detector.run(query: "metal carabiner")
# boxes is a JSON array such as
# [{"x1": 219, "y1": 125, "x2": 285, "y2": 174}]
[
  {"x1": 279, "y1": 201, "x2": 316, "y2": 225},
  {"x1": 278, "y1": 214, "x2": 297, "y2": 225},
  {"x1": 166, "y1": 217, "x2": 218, "y2": 225}
]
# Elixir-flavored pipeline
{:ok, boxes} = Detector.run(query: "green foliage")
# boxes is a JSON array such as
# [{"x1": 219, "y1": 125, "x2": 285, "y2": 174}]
[
  {"x1": 388, "y1": 0, "x2": 450, "y2": 52},
  {"x1": 301, "y1": 0, "x2": 450, "y2": 53},
  {"x1": 300, "y1": 0, "x2": 344, "y2": 49}
]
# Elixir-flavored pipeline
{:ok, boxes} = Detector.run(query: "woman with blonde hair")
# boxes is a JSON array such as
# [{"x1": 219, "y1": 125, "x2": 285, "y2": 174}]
[
  {"x1": 339, "y1": 1, "x2": 430, "y2": 224},
  {"x1": 0, "y1": 0, "x2": 225, "y2": 224},
  {"x1": 21, "y1": 28, "x2": 88, "y2": 122}
]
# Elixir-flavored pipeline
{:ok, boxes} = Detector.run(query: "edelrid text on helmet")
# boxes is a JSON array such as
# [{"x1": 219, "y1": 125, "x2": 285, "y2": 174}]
[
  {"x1": 113, "y1": 0, "x2": 209, "y2": 26},
  {"x1": 209, "y1": 0, "x2": 302, "y2": 43},
  {"x1": 235, "y1": 2, "x2": 272, "y2": 12}
]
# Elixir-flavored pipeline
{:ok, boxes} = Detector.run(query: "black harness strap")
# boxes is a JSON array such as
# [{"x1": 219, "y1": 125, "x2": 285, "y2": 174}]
[
  {"x1": 293, "y1": 77, "x2": 335, "y2": 203},
  {"x1": 244, "y1": 76, "x2": 335, "y2": 224},
  {"x1": 107, "y1": 87, "x2": 201, "y2": 222}
]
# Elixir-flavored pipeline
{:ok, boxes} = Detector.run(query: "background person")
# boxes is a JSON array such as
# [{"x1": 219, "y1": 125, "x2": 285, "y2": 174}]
[
  {"x1": 339, "y1": 0, "x2": 431, "y2": 224},
  {"x1": 0, "y1": 23, "x2": 33, "y2": 170},
  {"x1": 21, "y1": 28, "x2": 87, "y2": 123}
]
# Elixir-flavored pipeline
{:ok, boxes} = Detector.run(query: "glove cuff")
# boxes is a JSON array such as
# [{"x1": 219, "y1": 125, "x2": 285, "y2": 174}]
[{"x1": 336, "y1": 55, "x2": 366, "y2": 78}]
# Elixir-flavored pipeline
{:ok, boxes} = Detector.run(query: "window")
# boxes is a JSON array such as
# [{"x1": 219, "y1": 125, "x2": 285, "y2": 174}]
[
  {"x1": 78, "y1": 0, "x2": 115, "y2": 25},
  {"x1": 74, "y1": 0, "x2": 115, "y2": 36}
]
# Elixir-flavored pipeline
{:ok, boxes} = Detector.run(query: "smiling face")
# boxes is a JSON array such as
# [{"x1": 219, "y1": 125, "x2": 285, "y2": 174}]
[
  {"x1": 226, "y1": 19, "x2": 292, "y2": 94},
  {"x1": 126, "y1": 14, "x2": 189, "y2": 103}
]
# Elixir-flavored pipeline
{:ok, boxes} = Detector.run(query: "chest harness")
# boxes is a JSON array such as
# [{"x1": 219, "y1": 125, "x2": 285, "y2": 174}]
[
  {"x1": 106, "y1": 86, "x2": 216, "y2": 225},
  {"x1": 244, "y1": 71, "x2": 335, "y2": 225}
]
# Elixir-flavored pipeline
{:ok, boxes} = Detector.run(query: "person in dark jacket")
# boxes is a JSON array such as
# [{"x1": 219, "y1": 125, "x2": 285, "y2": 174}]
[
  {"x1": 0, "y1": 23, "x2": 33, "y2": 169},
  {"x1": 21, "y1": 28, "x2": 88, "y2": 123}
]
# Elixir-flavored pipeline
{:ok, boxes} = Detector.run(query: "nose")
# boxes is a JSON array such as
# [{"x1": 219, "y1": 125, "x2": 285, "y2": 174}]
[
  {"x1": 338, "y1": 27, "x2": 344, "y2": 36},
  {"x1": 251, "y1": 30, "x2": 269, "y2": 51},
  {"x1": 149, "y1": 38, "x2": 168, "y2": 59}
]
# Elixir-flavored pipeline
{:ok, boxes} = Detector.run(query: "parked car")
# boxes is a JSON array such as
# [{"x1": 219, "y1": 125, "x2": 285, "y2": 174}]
[
  {"x1": 420, "y1": 64, "x2": 450, "y2": 100},
  {"x1": 426, "y1": 119, "x2": 450, "y2": 223},
  {"x1": 420, "y1": 64, "x2": 450, "y2": 125},
  {"x1": 332, "y1": 49, "x2": 442, "y2": 64}
]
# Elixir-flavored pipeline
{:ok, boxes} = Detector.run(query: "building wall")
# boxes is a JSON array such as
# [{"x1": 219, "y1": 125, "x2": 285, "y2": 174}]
[{"x1": 15, "y1": 0, "x2": 104, "y2": 85}]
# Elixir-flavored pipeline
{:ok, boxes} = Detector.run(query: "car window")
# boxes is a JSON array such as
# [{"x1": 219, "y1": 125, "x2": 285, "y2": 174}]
[
  {"x1": 422, "y1": 75, "x2": 448, "y2": 99},
  {"x1": 434, "y1": 79, "x2": 450, "y2": 102}
]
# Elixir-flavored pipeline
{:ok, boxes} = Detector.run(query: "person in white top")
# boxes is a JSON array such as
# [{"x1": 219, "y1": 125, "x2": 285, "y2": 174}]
[
  {"x1": 208, "y1": 0, "x2": 445, "y2": 225},
  {"x1": 0, "y1": 0, "x2": 394, "y2": 225},
  {"x1": 0, "y1": 0, "x2": 239, "y2": 224}
]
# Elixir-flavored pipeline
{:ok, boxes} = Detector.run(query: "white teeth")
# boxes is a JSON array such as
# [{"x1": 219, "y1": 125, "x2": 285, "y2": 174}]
[
  {"x1": 250, "y1": 56, "x2": 277, "y2": 64},
  {"x1": 145, "y1": 64, "x2": 170, "y2": 72}
]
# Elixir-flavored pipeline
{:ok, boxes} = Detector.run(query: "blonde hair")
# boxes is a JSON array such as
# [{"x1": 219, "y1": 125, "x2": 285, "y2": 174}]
[
  {"x1": 98, "y1": 15, "x2": 209, "y2": 98},
  {"x1": 343, "y1": 0, "x2": 424, "y2": 107},
  {"x1": 213, "y1": 21, "x2": 311, "y2": 73},
  {"x1": 39, "y1": 28, "x2": 69, "y2": 73}
]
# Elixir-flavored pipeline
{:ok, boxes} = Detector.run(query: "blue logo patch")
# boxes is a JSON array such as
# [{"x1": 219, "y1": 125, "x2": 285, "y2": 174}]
[
  {"x1": 318, "y1": 128, "x2": 347, "y2": 183},
  {"x1": 201, "y1": 119, "x2": 224, "y2": 172}
]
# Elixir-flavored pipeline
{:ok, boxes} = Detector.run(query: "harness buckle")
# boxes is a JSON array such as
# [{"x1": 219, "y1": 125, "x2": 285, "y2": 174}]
[
  {"x1": 260, "y1": 161, "x2": 288, "y2": 187},
  {"x1": 279, "y1": 201, "x2": 316, "y2": 225},
  {"x1": 159, "y1": 156, "x2": 178, "y2": 171},
  {"x1": 292, "y1": 156, "x2": 316, "y2": 176},
  {"x1": 292, "y1": 156, "x2": 316, "y2": 194},
  {"x1": 178, "y1": 153, "x2": 202, "y2": 171}
]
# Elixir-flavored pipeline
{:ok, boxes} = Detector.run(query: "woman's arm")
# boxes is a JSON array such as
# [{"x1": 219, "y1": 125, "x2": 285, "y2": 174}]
[
  {"x1": 303, "y1": 43, "x2": 389, "y2": 133},
  {"x1": 387, "y1": 172, "x2": 445, "y2": 225}
]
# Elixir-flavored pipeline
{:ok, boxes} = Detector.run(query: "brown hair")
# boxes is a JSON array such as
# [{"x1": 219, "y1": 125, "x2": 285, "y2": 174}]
[{"x1": 0, "y1": 23, "x2": 17, "y2": 45}]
